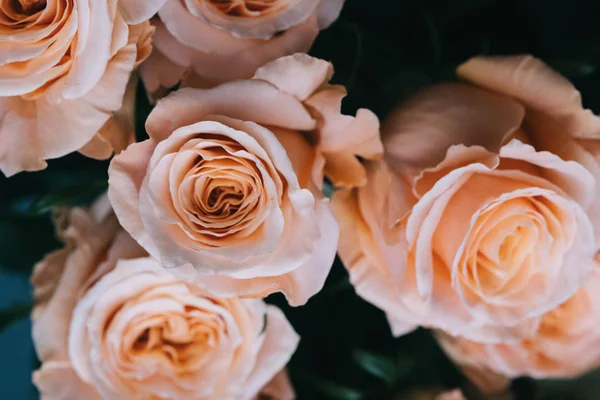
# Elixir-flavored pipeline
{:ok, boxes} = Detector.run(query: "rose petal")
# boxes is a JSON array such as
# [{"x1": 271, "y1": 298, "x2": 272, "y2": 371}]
[
  {"x1": 146, "y1": 82, "x2": 316, "y2": 142},
  {"x1": 457, "y1": 55, "x2": 600, "y2": 140},
  {"x1": 109, "y1": 139, "x2": 161, "y2": 258},
  {"x1": 118, "y1": 0, "x2": 166, "y2": 24},
  {"x1": 33, "y1": 361, "x2": 102, "y2": 400},
  {"x1": 159, "y1": 0, "x2": 255, "y2": 54},
  {"x1": 244, "y1": 306, "x2": 299, "y2": 398},
  {"x1": 253, "y1": 53, "x2": 332, "y2": 101},
  {"x1": 382, "y1": 83, "x2": 525, "y2": 176}
]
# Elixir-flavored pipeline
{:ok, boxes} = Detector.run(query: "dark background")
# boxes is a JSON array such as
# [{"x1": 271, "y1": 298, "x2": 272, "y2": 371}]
[{"x1": 2, "y1": 0, "x2": 600, "y2": 398}]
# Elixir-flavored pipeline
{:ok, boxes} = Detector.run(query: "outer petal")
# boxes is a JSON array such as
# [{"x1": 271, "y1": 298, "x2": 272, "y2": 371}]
[
  {"x1": 305, "y1": 84, "x2": 382, "y2": 187},
  {"x1": 382, "y1": 83, "x2": 525, "y2": 176},
  {"x1": 499, "y1": 139, "x2": 596, "y2": 209},
  {"x1": 117, "y1": 0, "x2": 166, "y2": 24},
  {"x1": 158, "y1": 0, "x2": 255, "y2": 54},
  {"x1": 139, "y1": 49, "x2": 189, "y2": 100},
  {"x1": 78, "y1": 76, "x2": 137, "y2": 159},
  {"x1": 32, "y1": 215, "x2": 121, "y2": 362},
  {"x1": 33, "y1": 361, "x2": 102, "y2": 400},
  {"x1": 146, "y1": 83, "x2": 315, "y2": 142},
  {"x1": 315, "y1": 0, "x2": 345, "y2": 29},
  {"x1": 108, "y1": 139, "x2": 161, "y2": 258},
  {"x1": 253, "y1": 53, "x2": 332, "y2": 101},
  {"x1": 457, "y1": 55, "x2": 600, "y2": 139},
  {"x1": 0, "y1": 31, "x2": 137, "y2": 176},
  {"x1": 243, "y1": 306, "x2": 299, "y2": 399},
  {"x1": 331, "y1": 167, "x2": 422, "y2": 335},
  {"x1": 61, "y1": 0, "x2": 115, "y2": 99},
  {"x1": 257, "y1": 370, "x2": 295, "y2": 400}
]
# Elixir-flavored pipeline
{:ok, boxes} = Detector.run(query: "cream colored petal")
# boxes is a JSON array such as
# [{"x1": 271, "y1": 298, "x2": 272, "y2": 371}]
[
  {"x1": 118, "y1": 0, "x2": 166, "y2": 24},
  {"x1": 78, "y1": 76, "x2": 138, "y2": 159},
  {"x1": 257, "y1": 369, "x2": 295, "y2": 400},
  {"x1": 499, "y1": 139, "x2": 596, "y2": 209},
  {"x1": 315, "y1": 0, "x2": 345, "y2": 29},
  {"x1": 159, "y1": 0, "x2": 255, "y2": 54},
  {"x1": 32, "y1": 216, "x2": 120, "y2": 362},
  {"x1": 243, "y1": 306, "x2": 299, "y2": 399},
  {"x1": 33, "y1": 361, "x2": 102, "y2": 400},
  {"x1": 331, "y1": 185, "x2": 421, "y2": 335},
  {"x1": 305, "y1": 84, "x2": 382, "y2": 188},
  {"x1": 139, "y1": 47, "x2": 188, "y2": 101},
  {"x1": 253, "y1": 53, "x2": 332, "y2": 101},
  {"x1": 108, "y1": 139, "x2": 161, "y2": 258},
  {"x1": 146, "y1": 82, "x2": 315, "y2": 142},
  {"x1": 61, "y1": 0, "x2": 116, "y2": 99},
  {"x1": 0, "y1": 31, "x2": 137, "y2": 176}
]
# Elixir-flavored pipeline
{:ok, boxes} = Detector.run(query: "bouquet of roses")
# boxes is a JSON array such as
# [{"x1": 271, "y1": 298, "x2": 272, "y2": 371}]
[{"x1": 2, "y1": 0, "x2": 600, "y2": 399}]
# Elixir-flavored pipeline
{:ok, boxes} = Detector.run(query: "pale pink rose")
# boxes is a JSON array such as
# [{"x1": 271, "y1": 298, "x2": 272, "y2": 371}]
[
  {"x1": 109, "y1": 53, "x2": 381, "y2": 305},
  {"x1": 31, "y1": 200, "x2": 299, "y2": 400},
  {"x1": 0, "y1": 0, "x2": 161, "y2": 176},
  {"x1": 140, "y1": 0, "x2": 345, "y2": 96},
  {"x1": 332, "y1": 55, "x2": 600, "y2": 341},
  {"x1": 437, "y1": 264, "x2": 600, "y2": 380}
]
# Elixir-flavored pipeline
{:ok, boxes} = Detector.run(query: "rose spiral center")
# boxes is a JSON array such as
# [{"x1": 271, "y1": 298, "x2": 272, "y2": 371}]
[
  {"x1": 206, "y1": 0, "x2": 286, "y2": 17},
  {"x1": 461, "y1": 195, "x2": 562, "y2": 298},
  {"x1": 130, "y1": 314, "x2": 213, "y2": 367},
  {"x1": 1, "y1": 0, "x2": 46, "y2": 20}
]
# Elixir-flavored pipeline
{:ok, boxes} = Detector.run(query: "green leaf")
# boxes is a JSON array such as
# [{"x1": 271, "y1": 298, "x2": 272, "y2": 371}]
[
  {"x1": 293, "y1": 370, "x2": 363, "y2": 400},
  {"x1": 310, "y1": 380, "x2": 363, "y2": 400},
  {"x1": 546, "y1": 59, "x2": 596, "y2": 79},
  {"x1": 323, "y1": 181, "x2": 334, "y2": 199},
  {"x1": 312, "y1": 380, "x2": 362, "y2": 400},
  {"x1": 0, "y1": 303, "x2": 31, "y2": 333},
  {"x1": 353, "y1": 349, "x2": 397, "y2": 386}
]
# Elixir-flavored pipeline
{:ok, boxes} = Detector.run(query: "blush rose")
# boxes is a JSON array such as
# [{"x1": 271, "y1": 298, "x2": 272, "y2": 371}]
[
  {"x1": 109, "y1": 53, "x2": 381, "y2": 305},
  {"x1": 333, "y1": 55, "x2": 599, "y2": 342}
]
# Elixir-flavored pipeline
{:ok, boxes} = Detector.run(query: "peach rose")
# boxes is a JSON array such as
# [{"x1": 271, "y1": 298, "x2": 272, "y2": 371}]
[
  {"x1": 109, "y1": 53, "x2": 381, "y2": 305},
  {"x1": 0, "y1": 0, "x2": 161, "y2": 176},
  {"x1": 332, "y1": 55, "x2": 600, "y2": 341},
  {"x1": 139, "y1": 0, "x2": 345, "y2": 95},
  {"x1": 437, "y1": 265, "x2": 600, "y2": 380},
  {"x1": 31, "y1": 200, "x2": 299, "y2": 400}
]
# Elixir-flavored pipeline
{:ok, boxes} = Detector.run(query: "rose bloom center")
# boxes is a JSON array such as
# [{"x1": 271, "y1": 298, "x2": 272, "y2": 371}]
[
  {"x1": 2, "y1": 0, "x2": 47, "y2": 19},
  {"x1": 206, "y1": 0, "x2": 286, "y2": 17}
]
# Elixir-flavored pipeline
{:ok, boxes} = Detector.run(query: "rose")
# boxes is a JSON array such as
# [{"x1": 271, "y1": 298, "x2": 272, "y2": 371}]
[
  {"x1": 0, "y1": 0, "x2": 160, "y2": 176},
  {"x1": 437, "y1": 264, "x2": 600, "y2": 380},
  {"x1": 139, "y1": 0, "x2": 345, "y2": 96},
  {"x1": 31, "y1": 199, "x2": 299, "y2": 400},
  {"x1": 332, "y1": 55, "x2": 600, "y2": 341},
  {"x1": 109, "y1": 53, "x2": 381, "y2": 305}
]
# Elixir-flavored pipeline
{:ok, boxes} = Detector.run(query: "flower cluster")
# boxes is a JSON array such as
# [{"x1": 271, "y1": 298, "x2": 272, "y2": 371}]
[{"x1": 3, "y1": 0, "x2": 600, "y2": 397}]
